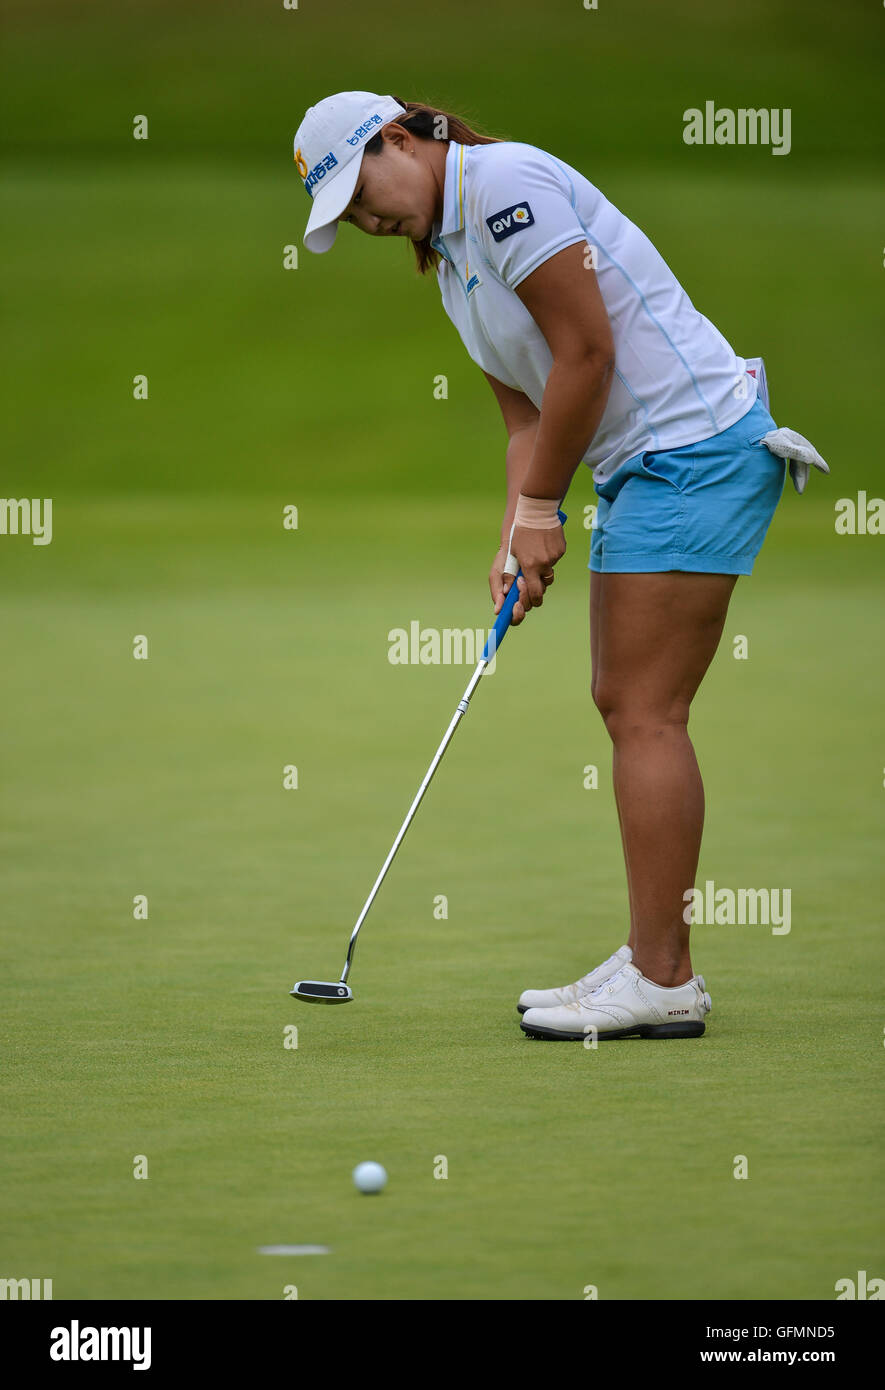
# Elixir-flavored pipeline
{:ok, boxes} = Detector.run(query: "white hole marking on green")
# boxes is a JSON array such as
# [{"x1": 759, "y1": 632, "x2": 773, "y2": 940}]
[{"x1": 257, "y1": 1244, "x2": 330, "y2": 1256}]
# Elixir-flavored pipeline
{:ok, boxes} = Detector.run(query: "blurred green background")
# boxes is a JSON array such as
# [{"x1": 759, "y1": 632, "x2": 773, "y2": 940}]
[
  {"x1": 1, "y1": 0, "x2": 882, "y2": 1301},
  {"x1": 2, "y1": 0, "x2": 883, "y2": 501}
]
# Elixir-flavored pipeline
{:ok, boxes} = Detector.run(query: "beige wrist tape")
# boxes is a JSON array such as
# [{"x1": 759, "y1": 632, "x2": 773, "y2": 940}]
[
  {"x1": 513, "y1": 494, "x2": 562, "y2": 529},
  {"x1": 504, "y1": 494, "x2": 562, "y2": 576}
]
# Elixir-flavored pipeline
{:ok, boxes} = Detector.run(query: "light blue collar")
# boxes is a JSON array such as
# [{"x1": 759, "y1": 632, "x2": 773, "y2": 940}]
[{"x1": 430, "y1": 142, "x2": 467, "y2": 259}]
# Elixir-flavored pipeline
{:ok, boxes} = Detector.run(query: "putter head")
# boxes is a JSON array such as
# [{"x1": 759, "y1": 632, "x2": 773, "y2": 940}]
[{"x1": 290, "y1": 980, "x2": 354, "y2": 1004}]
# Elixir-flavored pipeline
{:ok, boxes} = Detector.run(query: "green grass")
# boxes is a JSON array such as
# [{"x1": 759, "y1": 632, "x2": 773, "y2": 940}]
[
  {"x1": 1, "y1": 0, "x2": 883, "y2": 1303},
  {"x1": 1, "y1": 496, "x2": 882, "y2": 1299},
  {"x1": 2, "y1": 164, "x2": 883, "y2": 499}
]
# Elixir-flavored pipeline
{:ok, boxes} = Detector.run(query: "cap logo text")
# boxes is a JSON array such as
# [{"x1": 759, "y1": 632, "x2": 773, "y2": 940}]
[
  {"x1": 347, "y1": 113, "x2": 384, "y2": 146},
  {"x1": 302, "y1": 151, "x2": 338, "y2": 196}
]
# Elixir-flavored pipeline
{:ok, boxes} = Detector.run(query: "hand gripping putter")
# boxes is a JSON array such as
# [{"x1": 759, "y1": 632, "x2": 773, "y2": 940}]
[{"x1": 290, "y1": 509, "x2": 567, "y2": 1005}]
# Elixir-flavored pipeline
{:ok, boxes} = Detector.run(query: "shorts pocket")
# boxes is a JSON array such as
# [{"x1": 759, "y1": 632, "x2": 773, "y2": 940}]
[
  {"x1": 744, "y1": 399, "x2": 777, "y2": 446},
  {"x1": 639, "y1": 449, "x2": 694, "y2": 493}
]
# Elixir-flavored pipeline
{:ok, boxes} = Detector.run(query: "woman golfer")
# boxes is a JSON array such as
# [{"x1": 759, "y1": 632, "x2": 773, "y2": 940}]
[{"x1": 293, "y1": 92, "x2": 826, "y2": 1041}]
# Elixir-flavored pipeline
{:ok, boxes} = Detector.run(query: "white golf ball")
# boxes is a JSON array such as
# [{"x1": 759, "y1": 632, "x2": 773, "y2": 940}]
[{"x1": 352, "y1": 1161, "x2": 387, "y2": 1194}]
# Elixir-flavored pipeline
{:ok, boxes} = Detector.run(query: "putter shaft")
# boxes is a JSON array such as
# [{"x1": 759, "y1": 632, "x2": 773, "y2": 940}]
[
  {"x1": 340, "y1": 657, "x2": 487, "y2": 984},
  {"x1": 309, "y1": 504, "x2": 565, "y2": 995}
]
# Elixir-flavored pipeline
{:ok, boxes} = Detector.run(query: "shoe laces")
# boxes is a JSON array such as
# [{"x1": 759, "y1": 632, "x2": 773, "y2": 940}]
[
  {"x1": 583, "y1": 965, "x2": 627, "y2": 1001},
  {"x1": 577, "y1": 951, "x2": 623, "y2": 993}
]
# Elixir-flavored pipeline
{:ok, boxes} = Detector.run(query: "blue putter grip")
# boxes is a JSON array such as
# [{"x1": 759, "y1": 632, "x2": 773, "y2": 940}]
[{"x1": 482, "y1": 507, "x2": 567, "y2": 662}]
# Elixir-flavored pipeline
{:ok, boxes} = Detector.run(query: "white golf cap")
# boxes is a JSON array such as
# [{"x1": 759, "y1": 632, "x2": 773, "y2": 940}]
[{"x1": 294, "y1": 91, "x2": 407, "y2": 253}]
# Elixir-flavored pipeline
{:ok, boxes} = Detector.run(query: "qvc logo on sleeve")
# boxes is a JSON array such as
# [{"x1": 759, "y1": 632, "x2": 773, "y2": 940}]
[{"x1": 486, "y1": 202, "x2": 535, "y2": 241}]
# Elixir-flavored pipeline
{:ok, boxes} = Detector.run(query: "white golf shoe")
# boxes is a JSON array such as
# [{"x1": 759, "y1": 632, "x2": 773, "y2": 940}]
[
  {"x1": 520, "y1": 962, "x2": 712, "y2": 1040},
  {"x1": 517, "y1": 945, "x2": 633, "y2": 1015}
]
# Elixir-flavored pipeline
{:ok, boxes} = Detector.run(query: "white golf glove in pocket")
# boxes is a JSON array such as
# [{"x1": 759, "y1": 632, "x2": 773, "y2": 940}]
[
  {"x1": 760, "y1": 427, "x2": 831, "y2": 495},
  {"x1": 745, "y1": 355, "x2": 830, "y2": 494}
]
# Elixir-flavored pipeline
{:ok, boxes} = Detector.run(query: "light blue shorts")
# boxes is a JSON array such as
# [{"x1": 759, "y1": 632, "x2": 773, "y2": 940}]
[{"x1": 589, "y1": 398, "x2": 787, "y2": 575}]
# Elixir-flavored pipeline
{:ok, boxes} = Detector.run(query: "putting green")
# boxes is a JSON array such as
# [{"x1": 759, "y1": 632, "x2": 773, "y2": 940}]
[
  {"x1": 1, "y1": 487, "x2": 882, "y2": 1299},
  {"x1": 2, "y1": 0, "x2": 883, "y2": 1300}
]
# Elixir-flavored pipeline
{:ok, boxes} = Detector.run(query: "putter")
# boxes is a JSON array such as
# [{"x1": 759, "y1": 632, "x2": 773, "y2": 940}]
[{"x1": 290, "y1": 508, "x2": 567, "y2": 1005}]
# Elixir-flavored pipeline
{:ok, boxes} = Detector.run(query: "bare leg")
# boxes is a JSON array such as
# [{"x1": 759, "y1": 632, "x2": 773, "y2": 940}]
[
  {"x1": 590, "y1": 570, "x2": 635, "y2": 945},
  {"x1": 592, "y1": 571, "x2": 738, "y2": 986}
]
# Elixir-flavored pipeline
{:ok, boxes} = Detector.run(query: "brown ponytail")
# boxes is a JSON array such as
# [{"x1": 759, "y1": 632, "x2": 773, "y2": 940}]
[{"x1": 363, "y1": 98, "x2": 504, "y2": 274}]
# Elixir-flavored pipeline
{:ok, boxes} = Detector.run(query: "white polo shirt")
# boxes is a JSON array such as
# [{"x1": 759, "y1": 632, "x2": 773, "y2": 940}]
[{"x1": 430, "y1": 141, "x2": 756, "y2": 484}]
